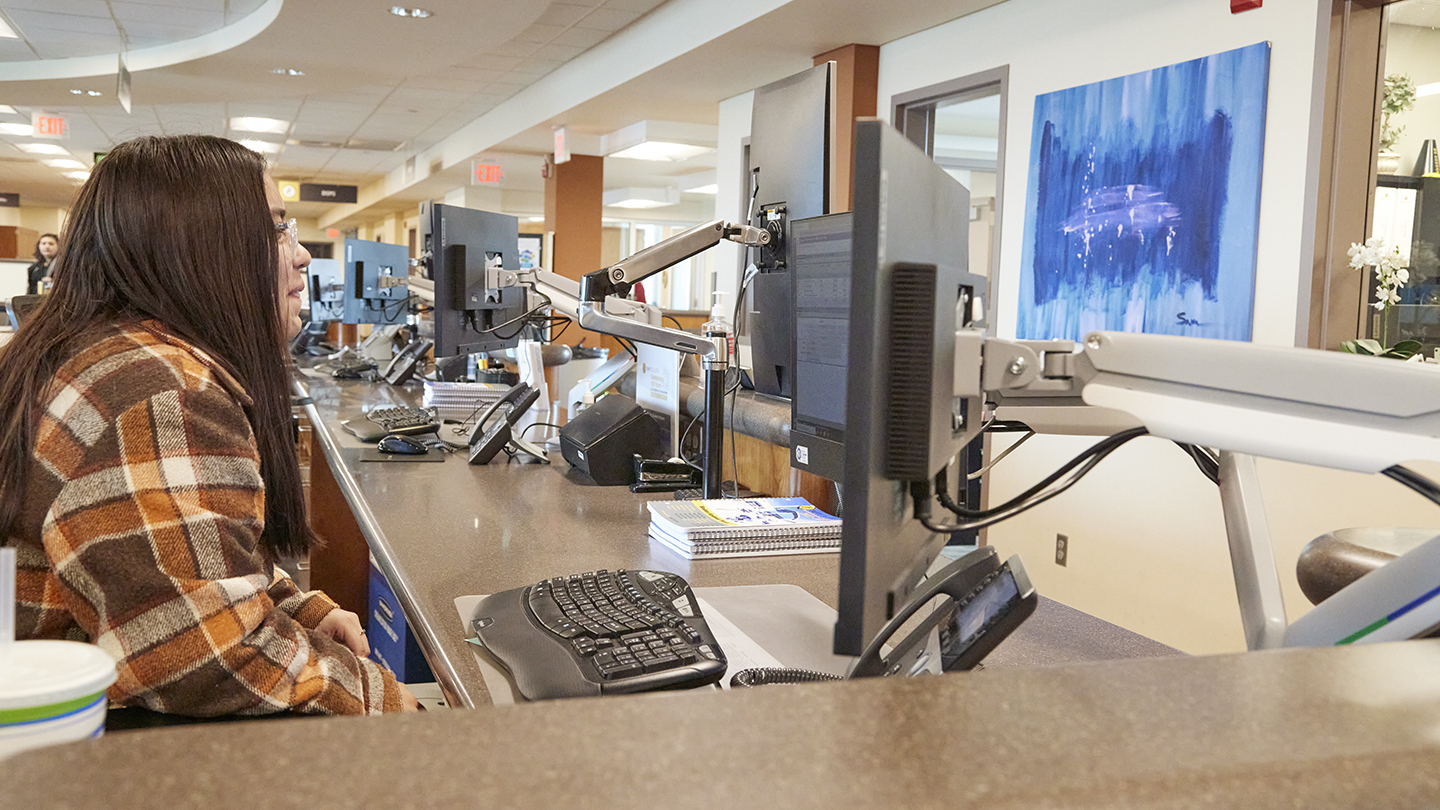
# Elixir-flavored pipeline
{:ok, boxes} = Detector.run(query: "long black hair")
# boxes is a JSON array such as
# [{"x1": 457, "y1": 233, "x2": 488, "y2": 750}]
[{"x1": 0, "y1": 135, "x2": 313, "y2": 558}]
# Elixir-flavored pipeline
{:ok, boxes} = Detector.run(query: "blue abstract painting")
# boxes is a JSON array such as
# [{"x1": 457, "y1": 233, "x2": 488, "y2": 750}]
[{"x1": 1018, "y1": 43, "x2": 1270, "y2": 341}]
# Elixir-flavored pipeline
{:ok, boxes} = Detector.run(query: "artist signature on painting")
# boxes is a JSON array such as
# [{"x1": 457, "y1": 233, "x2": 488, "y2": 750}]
[{"x1": 1176, "y1": 312, "x2": 1205, "y2": 327}]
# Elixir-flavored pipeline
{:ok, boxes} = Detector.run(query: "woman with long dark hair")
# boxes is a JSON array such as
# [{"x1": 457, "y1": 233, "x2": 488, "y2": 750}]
[
  {"x1": 25, "y1": 232, "x2": 58, "y2": 294},
  {"x1": 0, "y1": 135, "x2": 415, "y2": 716}
]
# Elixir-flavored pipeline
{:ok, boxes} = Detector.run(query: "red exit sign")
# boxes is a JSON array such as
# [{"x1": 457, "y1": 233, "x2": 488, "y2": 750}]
[
  {"x1": 32, "y1": 114, "x2": 67, "y2": 139},
  {"x1": 1232, "y1": 0, "x2": 1262, "y2": 11},
  {"x1": 473, "y1": 163, "x2": 503, "y2": 184}
]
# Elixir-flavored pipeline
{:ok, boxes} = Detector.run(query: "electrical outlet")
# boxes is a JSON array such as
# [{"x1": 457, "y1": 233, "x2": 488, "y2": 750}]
[{"x1": 1055, "y1": 533, "x2": 1068, "y2": 567}]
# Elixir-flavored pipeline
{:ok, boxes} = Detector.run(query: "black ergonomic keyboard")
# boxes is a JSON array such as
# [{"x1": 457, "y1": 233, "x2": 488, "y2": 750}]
[
  {"x1": 470, "y1": 569, "x2": 727, "y2": 700},
  {"x1": 342, "y1": 405, "x2": 440, "y2": 442}
]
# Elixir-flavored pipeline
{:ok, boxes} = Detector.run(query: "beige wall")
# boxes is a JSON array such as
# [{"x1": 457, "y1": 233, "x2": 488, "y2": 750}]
[{"x1": 0, "y1": 207, "x2": 67, "y2": 238}]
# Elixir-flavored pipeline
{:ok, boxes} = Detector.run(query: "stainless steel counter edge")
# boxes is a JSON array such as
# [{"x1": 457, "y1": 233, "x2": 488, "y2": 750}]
[{"x1": 294, "y1": 379, "x2": 477, "y2": 709}]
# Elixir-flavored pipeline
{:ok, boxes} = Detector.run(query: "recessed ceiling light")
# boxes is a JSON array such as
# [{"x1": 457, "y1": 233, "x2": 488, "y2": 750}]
[
  {"x1": 239, "y1": 139, "x2": 282, "y2": 154},
  {"x1": 68, "y1": 89, "x2": 103, "y2": 97},
  {"x1": 0, "y1": 105, "x2": 16, "y2": 114},
  {"x1": 608, "y1": 141, "x2": 713, "y2": 162},
  {"x1": 0, "y1": 17, "x2": 18, "y2": 39},
  {"x1": 16, "y1": 143, "x2": 69, "y2": 155},
  {"x1": 389, "y1": 7, "x2": 433, "y2": 18},
  {"x1": 64, "y1": 171, "x2": 90, "y2": 180},
  {"x1": 271, "y1": 67, "x2": 305, "y2": 76},
  {"x1": 43, "y1": 158, "x2": 86, "y2": 169},
  {"x1": 0, "y1": 123, "x2": 33, "y2": 136},
  {"x1": 229, "y1": 116, "x2": 290, "y2": 134}
]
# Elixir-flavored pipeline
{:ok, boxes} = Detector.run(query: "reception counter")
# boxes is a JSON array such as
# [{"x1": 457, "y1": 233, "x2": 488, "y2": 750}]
[
  {"x1": 7, "y1": 638, "x2": 1440, "y2": 807},
  {"x1": 6, "y1": 369, "x2": 1440, "y2": 806}
]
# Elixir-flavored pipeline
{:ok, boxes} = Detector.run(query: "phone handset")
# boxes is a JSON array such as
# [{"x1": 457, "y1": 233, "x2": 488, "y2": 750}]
[
  {"x1": 468, "y1": 383, "x2": 548, "y2": 465},
  {"x1": 468, "y1": 382, "x2": 534, "y2": 446}
]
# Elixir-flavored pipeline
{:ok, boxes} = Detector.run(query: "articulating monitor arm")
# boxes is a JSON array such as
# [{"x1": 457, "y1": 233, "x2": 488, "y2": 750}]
[
  {"x1": 576, "y1": 220, "x2": 770, "y2": 364},
  {"x1": 959, "y1": 329, "x2": 1440, "y2": 651}
]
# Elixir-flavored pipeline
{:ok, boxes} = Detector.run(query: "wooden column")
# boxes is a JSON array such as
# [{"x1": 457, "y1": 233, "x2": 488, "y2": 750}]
[
  {"x1": 544, "y1": 153, "x2": 622, "y2": 356},
  {"x1": 815, "y1": 44, "x2": 880, "y2": 213}
]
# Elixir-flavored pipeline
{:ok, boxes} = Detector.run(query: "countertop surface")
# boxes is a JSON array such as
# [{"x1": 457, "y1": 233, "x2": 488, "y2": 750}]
[
  {"x1": 296, "y1": 369, "x2": 1179, "y2": 707},
  {"x1": 6, "y1": 638, "x2": 1440, "y2": 808}
]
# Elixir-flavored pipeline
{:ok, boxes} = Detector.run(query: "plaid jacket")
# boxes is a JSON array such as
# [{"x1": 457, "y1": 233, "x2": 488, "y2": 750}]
[{"x1": 10, "y1": 320, "x2": 402, "y2": 716}]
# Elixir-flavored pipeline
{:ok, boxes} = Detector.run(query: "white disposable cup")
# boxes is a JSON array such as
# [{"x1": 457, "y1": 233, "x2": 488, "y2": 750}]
[{"x1": 0, "y1": 640, "x2": 118, "y2": 760}]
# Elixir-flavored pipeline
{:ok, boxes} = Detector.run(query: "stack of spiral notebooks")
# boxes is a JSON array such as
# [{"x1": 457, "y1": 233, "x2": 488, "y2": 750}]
[{"x1": 646, "y1": 497, "x2": 841, "y2": 559}]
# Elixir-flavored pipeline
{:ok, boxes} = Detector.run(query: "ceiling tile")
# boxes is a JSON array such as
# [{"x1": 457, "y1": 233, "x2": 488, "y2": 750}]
[
  {"x1": 513, "y1": 23, "x2": 565, "y2": 44},
  {"x1": 7, "y1": 10, "x2": 122, "y2": 36},
  {"x1": 600, "y1": 0, "x2": 668, "y2": 12},
  {"x1": 0, "y1": 0, "x2": 111, "y2": 16},
  {"x1": 507, "y1": 59, "x2": 564, "y2": 81},
  {"x1": 0, "y1": 49, "x2": 39, "y2": 65},
  {"x1": 531, "y1": 42, "x2": 587, "y2": 61},
  {"x1": 550, "y1": 26, "x2": 608, "y2": 49},
  {"x1": 577, "y1": 7, "x2": 642, "y2": 31},
  {"x1": 120, "y1": 0, "x2": 226, "y2": 9},
  {"x1": 536, "y1": 4, "x2": 592, "y2": 27},
  {"x1": 488, "y1": 39, "x2": 543, "y2": 59},
  {"x1": 458, "y1": 53, "x2": 521, "y2": 72},
  {"x1": 111, "y1": 2, "x2": 224, "y2": 29}
]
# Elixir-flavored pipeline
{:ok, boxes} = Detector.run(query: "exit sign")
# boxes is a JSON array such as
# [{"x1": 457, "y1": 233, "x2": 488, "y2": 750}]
[
  {"x1": 32, "y1": 113, "x2": 66, "y2": 139},
  {"x1": 1232, "y1": 0, "x2": 1262, "y2": 11},
  {"x1": 473, "y1": 162, "x2": 503, "y2": 184}
]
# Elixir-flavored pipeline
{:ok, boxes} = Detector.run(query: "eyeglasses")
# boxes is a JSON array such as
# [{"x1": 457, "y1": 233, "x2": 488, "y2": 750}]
[{"x1": 275, "y1": 218, "x2": 298, "y2": 253}]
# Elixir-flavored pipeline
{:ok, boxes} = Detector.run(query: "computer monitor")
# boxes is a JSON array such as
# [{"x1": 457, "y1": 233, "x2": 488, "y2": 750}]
[
  {"x1": 833, "y1": 119, "x2": 987, "y2": 656},
  {"x1": 4, "y1": 295, "x2": 43, "y2": 331},
  {"x1": 343, "y1": 240, "x2": 410, "y2": 326},
  {"x1": 307, "y1": 258, "x2": 345, "y2": 324},
  {"x1": 789, "y1": 212, "x2": 852, "y2": 481},
  {"x1": 745, "y1": 61, "x2": 835, "y2": 400},
  {"x1": 419, "y1": 201, "x2": 528, "y2": 359}
]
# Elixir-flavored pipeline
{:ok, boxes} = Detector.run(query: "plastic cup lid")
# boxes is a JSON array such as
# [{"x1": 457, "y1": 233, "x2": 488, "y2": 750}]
[{"x1": 0, "y1": 640, "x2": 118, "y2": 710}]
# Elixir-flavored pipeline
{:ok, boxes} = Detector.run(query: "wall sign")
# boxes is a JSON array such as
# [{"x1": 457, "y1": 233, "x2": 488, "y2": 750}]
[
  {"x1": 32, "y1": 113, "x2": 66, "y2": 139},
  {"x1": 299, "y1": 183, "x2": 357, "y2": 203}
]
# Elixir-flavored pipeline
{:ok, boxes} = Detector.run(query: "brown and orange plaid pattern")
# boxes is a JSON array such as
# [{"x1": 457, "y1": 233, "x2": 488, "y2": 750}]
[{"x1": 9, "y1": 321, "x2": 401, "y2": 716}]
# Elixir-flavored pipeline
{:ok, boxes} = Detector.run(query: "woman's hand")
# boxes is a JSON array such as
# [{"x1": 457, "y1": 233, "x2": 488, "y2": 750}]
[{"x1": 315, "y1": 608, "x2": 370, "y2": 658}]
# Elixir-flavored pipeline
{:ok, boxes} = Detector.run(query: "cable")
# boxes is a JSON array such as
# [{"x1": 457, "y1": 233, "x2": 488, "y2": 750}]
[
  {"x1": 727, "y1": 363, "x2": 740, "y2": 497},
  {"x1": 729, "y1": 667, "x2": 842, "y2": 688},
  {"x1": 938, "y1": 428, "x2": 1148, "y2": 520},
  {"x1": 518, "y1": 422, "x2": 563, "y2": 438},
  {"x1": 663, "y1": 315, "x2": 686, "y2": 330},
  {"x1": 616, "y1": 337, "x2": 638, "y2": 359},
  {"x1": 1175, "y1": 442, "x2": 1220, "y2": 485},
  {"x1": 1383, "y1": 465, "x2": 1440, "y2": 507},
  {"x1": 928, "y1": 428, "x2": 1149, "y2": 532},
  {"x1": 966, "y1": 430, "x2": 1034, "y2": 481}
]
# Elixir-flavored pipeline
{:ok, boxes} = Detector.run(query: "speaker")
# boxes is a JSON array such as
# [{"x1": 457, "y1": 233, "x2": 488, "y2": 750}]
[{"x1": 558, "y1": 394, "x2": 665, "y2": 485}]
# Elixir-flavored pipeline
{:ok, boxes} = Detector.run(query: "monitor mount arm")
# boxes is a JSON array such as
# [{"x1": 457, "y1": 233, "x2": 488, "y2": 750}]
[
  {"x1": 956, "y1": 329, "x2": 1440, "y2": 651},
  {"x1": 531, "y1": 219, "x2": 769, "y2": 497}
]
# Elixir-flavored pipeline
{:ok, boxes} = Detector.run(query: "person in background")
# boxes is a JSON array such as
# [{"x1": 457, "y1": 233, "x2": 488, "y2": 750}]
[
  {"x1": 0, "y1": 135, "x2": 417, "y2": 718},
  {"x1": 25, "y1": 233, "x2": 58, "y2": 294}
]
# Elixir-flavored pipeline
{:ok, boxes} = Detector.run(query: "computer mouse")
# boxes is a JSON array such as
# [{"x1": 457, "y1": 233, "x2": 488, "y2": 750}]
[{"x1": 377, "y1": 435, "x2": 429, "y2": 455}]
